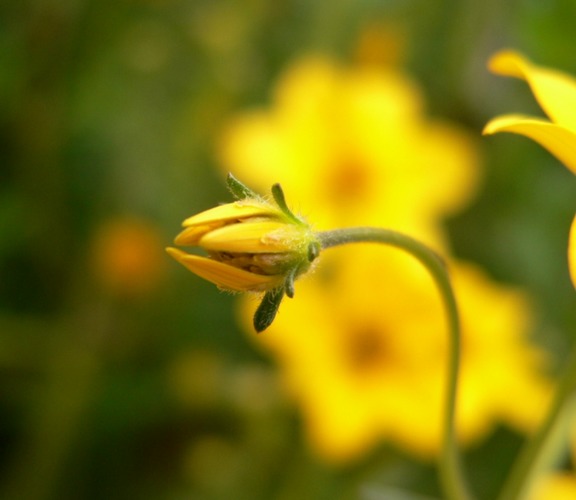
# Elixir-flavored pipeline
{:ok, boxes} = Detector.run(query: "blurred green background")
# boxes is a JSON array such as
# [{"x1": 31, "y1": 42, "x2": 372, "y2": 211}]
[{"x1": 1, "y1": 1, "x2": 575, "y2": 499}]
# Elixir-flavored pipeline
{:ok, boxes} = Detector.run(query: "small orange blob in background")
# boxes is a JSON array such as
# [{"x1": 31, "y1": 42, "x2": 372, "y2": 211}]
[{"x1": 91, "y1": 217, "x2": 166, "y2": 298}]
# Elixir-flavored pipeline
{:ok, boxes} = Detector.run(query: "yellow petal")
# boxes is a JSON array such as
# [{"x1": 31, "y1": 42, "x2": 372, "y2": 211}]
[
  {"x1": 181, "y1": 201, "x2": 280, "y2": 227},
  {"x1": 483, "y1": 115, "x2": 576, "y2": 174},
  {"x1": 488, "y1": 50, "x2": 576, "y2": 131},
  {"x1": 200, "y1": 221, "x2": 305, "y2": 253},
  {"x1": 165, "y1": 247, "x2": 282, "y2": 292},
  {"x1": 174, "y1": 224, "x2": 221, "y2": 246},
  {"x1": 569, "y1": 216, "x2": 576, "y2": 289}
]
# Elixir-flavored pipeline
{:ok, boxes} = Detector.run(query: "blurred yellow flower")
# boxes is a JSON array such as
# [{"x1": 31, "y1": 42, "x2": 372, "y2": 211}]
[
  {"x1": 530, "y1": 419, "x2": 576, "y2": 500},
  {"x1": 219, "y1": 56, "x2": 480, "y2": 247},
  {"x1": 239, "y1": 245, "x2": 550, "y2": 462},
  {"x1": 532, "y1": 473, "x2": 576, "y2": 500},
  {"x1": 483, "y1": 50, "x2": 576, "y2": 287},
  {"x1": 216, "y1": 54, "x2": 550, "y2": 462}
]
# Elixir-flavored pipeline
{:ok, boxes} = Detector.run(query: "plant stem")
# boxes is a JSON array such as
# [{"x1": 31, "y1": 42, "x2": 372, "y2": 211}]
[
  {"x1": 497, "y1": 345, "x2": 576, "y2": 500},
  {"x1": 317, "y1": 227, "x2": 473, "y2": 500}
]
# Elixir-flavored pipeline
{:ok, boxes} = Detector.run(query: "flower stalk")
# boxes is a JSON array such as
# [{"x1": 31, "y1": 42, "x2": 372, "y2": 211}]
[
  {"x1": 496, "y1": 345, "x2": 576, "y2": 500},
  {"x1": 318, "y1": 228, "x2": 472, "y2": 500}
]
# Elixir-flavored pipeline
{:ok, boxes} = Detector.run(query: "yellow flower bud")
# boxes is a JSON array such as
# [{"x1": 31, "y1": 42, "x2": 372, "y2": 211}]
[{"x1": 166, "y1": 176, "x2": 320, "y2": 296}]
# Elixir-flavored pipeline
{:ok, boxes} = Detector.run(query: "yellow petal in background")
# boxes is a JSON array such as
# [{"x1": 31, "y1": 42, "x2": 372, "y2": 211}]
[
  {"x1": 488, "y1": 50, "x2": 576, "y2": 131},
  {"x1": 483, "y1": 115, "x2": 576, "y2": 174},
  {"x1": 569, "y1": 216, "x2": 576, "y2": 288},
  {"x1": 532, "y1": 474, "x2": 576, "y2": 500}
]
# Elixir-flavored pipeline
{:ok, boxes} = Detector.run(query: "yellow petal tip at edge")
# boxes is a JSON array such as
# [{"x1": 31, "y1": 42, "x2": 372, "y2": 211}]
[
  {"x1": 487, "y1": 49, "x2": 576, "y2": 131},
  {"x1": 482, "y1": 114, "x2": 537, "y2": 136},
  {"x1": 488, "y1": 50, "x2": 530, "y2": 79},
  {"x1": 174, "y1": 224, "x2": 214, "y2": 246},
  {"x1": 165, "y1": 246, "x2": 181, "y2": 258},
  {"x1": 483, "y1": 116, "x2": 576, "y2": 174}
]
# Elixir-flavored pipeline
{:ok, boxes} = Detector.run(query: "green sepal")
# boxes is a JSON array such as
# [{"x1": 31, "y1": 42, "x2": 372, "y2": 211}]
[
  {"x1": 307, "y1": 241, "x2": 321, "y2": 262},
  {"x1": 226, "y1": 173, "x2": 259, "y2": 200},
  {"x1": 284, "y1": 266, "x2": 298, "y2": 298},
  {"x1": 271, "y1": 183, "x2": 302, "y2": 225},
  {"x1": 253, "y1": 287, "x2": 285, "y2": 333}
]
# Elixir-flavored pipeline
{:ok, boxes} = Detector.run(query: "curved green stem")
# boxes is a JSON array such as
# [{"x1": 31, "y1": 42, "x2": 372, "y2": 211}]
[
  {"x1": 497, "y1": 345, "x2": 576, "y2": 500},
  {"x1": 317, "y1": 227, "x2": 473, "y2": 500}
]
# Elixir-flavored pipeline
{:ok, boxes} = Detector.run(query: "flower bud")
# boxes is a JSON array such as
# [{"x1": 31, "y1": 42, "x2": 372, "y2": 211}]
[{"x1": 166, "y1": 176, "x2": 320, "y2": 297}]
